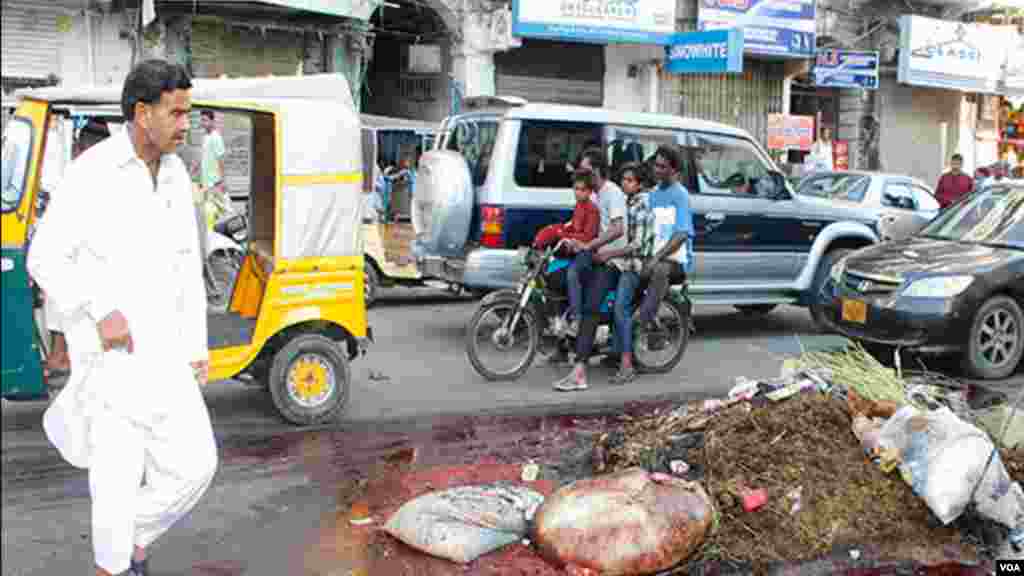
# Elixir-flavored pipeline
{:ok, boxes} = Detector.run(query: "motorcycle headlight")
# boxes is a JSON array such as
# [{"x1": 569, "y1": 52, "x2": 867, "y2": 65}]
[{"x1": 901, "y1": 276, "x2": 974, "y2": 298}]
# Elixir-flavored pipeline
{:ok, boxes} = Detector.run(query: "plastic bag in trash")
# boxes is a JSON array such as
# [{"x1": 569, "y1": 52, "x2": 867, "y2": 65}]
[
  {"x1": 381, "y1": 482, "x2": 545, "y2": 564},
  {"x1": 532, "y1": 467, "x2": 714, "y2": 575},
  {"x1": 878, "y1": 406, "x2": 1024, "y2": 529}
]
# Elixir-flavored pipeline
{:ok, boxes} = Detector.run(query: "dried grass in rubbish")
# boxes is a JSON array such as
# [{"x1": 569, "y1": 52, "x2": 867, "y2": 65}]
[{"x1": 794, "y1": 343, "x2": 916, "y2": 407}]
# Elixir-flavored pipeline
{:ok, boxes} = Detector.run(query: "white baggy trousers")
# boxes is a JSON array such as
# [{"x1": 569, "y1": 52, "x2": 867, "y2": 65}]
[{"x1": 87, "y1": 355, "x2": 218, "y2": 574}]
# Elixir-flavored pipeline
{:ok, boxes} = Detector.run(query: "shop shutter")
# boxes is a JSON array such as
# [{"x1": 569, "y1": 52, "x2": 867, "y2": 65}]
[
  {"x1": 495, "y1": 39, "x2": 604, "y2": 107},
  {"x1": 662, "y1": 59, "x2": 785, "y2": 147},
  {"x1": 2, "y1": 1, "x2": 63, "y2": 80},
  {"x1": 190, "y1": 17, "x2": 301, "y2": 79}
]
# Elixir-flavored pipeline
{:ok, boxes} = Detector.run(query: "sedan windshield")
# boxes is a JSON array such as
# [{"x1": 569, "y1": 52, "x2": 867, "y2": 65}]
[
  {"x1": 796, "y1": 173, "x2": 870, "y2": 203},
  {"x1": 919, "y1": 185, "x2": 1024, "y2": 248}
]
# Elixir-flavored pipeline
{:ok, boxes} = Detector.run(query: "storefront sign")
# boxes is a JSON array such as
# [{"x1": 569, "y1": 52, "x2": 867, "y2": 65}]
[
  {"x1": 511, "y1": 0, "x2": 677, "y2": 45},
  {"x1": 665, "y1": 29, "x2": 744, "y2": 74},
  {"x1": 767, "y1": 114, "x2": 814, "y2": 151},
  {"x1": 814, "y1": 50, "x2": 879, "y2": 90},
  {"x1": 898, "y1": 15, "x2": 1015, "y2": 93},
  {"x1": 697, "y1": 0, "x2": 815, "y2": 58}
]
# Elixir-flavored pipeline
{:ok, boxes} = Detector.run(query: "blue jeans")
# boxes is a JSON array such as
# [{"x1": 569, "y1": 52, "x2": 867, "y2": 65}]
[
  {"x1": 612, "y1": 270, "x2": 640, "y2": 355},
  {"x1": 566, "y1": 250, "x2": 594, "y2": 321}
]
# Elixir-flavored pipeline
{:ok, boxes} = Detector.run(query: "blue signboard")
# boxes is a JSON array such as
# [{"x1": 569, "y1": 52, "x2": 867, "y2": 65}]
[
  {"x1": 665, "y1": 29, "x2": 744, "y2": 74},
  {"x1": 511, "y1": 0, "x2": 678, "y2": 45},
  {"x1": 698, "y1": 0, "x2": 816, "y2": 58},
  {"x1": 814, "y1": 49, "x2": 880, "y2": 89}
]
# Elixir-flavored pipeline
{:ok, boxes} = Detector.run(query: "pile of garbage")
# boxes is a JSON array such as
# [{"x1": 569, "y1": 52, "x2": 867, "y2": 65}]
[{"x1": 360, "y1": 345, "x2": 1022, "y2": 575}]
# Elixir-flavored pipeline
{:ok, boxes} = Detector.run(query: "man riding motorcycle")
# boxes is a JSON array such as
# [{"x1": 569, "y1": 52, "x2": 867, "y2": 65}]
[{"x1": 552, "y1": 145, "x2": 693, "y2": 392}]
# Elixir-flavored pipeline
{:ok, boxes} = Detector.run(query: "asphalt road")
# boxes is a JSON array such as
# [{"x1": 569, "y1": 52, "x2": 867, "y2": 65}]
[{"x1": 3, "y1": 287, "x2": 1021, "y2": 575}]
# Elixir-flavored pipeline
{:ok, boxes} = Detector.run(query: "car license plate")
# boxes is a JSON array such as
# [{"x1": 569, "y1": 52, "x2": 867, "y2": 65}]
[{"x1": 841, "y1": 298, "x2": 867, "y2": 324}]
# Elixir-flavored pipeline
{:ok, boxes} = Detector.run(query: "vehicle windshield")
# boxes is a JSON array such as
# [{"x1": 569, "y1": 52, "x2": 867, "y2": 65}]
[
  {"x1": 1, "y1": 117, "x2": 32, "y2": 213},
  {"x1": 919, "y1": 186, "x2": 1024, "y2": 248},
  {"x1": 444, "y1": 117, "x2": 499, "y2": 187},
  {"x1": 797, "y1": 172, "x2": 870, "y2": 203}
]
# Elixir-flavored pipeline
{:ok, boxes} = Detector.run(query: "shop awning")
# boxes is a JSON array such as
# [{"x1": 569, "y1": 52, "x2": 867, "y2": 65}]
[{"x1": 155, "y1": 0, "x2": 376, "y2": 21}]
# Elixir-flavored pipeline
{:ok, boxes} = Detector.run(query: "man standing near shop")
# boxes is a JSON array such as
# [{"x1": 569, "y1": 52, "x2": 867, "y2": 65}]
[
  {"x1": 199, "y1": 109, "x2": 227, "y2": 229},
  {"x1": 28, "y1": 59, "x2": 218, "y2": 576},
  {"x1": 935, "y1": 153, "x2": 974, "y2": 209}
]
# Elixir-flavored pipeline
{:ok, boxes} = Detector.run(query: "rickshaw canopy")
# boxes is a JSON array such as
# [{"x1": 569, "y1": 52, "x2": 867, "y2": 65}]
[{"x1": 13, "y1": 74, "x2": 363, "y2": 261}]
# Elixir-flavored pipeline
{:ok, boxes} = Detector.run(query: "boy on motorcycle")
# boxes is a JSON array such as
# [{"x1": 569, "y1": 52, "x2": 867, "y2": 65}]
[
  {"x1": 552, "y1": 149, "x2": 626, "y2": 390},
  {"x1": 531, "y1": 170, "x2": 600, "y2": 252},
  {"x1": 561, "y1": 149, "x2": 626, "y2": 339},
  {"x1": 591, "y1": 161, "x2": 655, "y2": 384}
]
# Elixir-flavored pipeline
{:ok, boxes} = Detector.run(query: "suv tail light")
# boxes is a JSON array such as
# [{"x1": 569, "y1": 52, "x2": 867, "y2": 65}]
[{"x1": 480, "y1": 205, "x2": 505, "y2": 248}]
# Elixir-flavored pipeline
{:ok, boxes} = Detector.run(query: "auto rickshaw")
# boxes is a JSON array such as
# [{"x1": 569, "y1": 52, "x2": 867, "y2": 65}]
[
  {"x1": 359, "y1": 113, "x2": 439, "y2": 306},
  {"x1": 1, "y1": 74, "x2": 371, "y2": 425}
]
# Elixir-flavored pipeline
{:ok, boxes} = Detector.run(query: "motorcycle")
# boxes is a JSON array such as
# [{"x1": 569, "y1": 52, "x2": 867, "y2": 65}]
[
  {"x1": 205, "y1": 208, "x2": 247, "y2": 308},
  {"x1": 465, "y1": 240, "x2": 692, "y2": 381}
]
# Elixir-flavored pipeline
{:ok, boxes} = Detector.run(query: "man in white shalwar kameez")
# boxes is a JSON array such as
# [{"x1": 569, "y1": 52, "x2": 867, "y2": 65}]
[{"x1": 27, "y1": 59, "x2": 217, "y2": 576}]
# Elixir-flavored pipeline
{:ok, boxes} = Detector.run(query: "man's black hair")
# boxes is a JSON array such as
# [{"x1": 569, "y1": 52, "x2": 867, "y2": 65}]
[
  {"x1": 951, "y1": 153, "x2": 964, "y2": 162},
  {"x1": 121, "y1": 59, "x2": 193, "y2": 121},
  {"x1": 200, "y1": 109, "x2": 215, "y2": 120},
  {"x1": 573, "y1": 169, "x2": 596, "y2": 191},
  {"x1": 655, "y1": 144, "x2": 682, "y2": 172},
  {"x1": 580, "y1": 147, "x2": 608, "y2": 179}
]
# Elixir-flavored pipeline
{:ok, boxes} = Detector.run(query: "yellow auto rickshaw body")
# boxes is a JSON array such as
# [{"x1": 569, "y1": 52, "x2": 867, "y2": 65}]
[{"x1": 3, "y1": 75, "x2": 369, "y2": 425}]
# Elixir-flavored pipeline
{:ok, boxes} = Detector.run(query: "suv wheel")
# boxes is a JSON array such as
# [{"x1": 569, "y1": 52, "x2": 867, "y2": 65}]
[{"x1": 809, "y1": 248, "x2": 851, "y2": 333}]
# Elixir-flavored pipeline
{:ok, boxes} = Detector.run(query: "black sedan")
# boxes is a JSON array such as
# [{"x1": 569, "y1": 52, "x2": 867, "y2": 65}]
[{"x1": 823, "y1": 182, "x2": 1024, "y2": 379}]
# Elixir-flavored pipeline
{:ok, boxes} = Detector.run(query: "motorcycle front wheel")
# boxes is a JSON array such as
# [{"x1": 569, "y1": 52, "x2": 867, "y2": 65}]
[{"x1": 465, "y1": 300, "x2": 540, "y2": 381}]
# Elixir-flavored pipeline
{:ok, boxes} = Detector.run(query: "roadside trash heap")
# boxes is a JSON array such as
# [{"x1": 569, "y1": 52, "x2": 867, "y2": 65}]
[{"x1": 377, "y1": 344, "x2": 1023, "y2": 574}]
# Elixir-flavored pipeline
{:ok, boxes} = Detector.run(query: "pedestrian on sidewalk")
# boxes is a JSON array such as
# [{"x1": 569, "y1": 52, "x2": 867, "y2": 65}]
[
  {"x1": 935, "y1": 153, "x2": 974, "y2": 209},
  {"x1": 27, "y1": 59, "x2": 218, "y2": 576},
  {"x1": 808, "y1": 126, "x2": 835, "y2": 173}
]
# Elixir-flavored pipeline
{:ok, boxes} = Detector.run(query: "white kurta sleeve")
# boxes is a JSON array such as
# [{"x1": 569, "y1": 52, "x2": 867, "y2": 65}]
[
  {"x1": 28, "y1": 164, "x2": 119, "y2": 325},
  {"x1": 180, "y1": 184, "x2": 209, "y2": 363}
]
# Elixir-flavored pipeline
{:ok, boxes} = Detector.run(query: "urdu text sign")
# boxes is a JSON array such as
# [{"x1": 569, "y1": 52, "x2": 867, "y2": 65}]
[
  {"x1": 665, "y1": 29, "x2": 744, "y2": 75},
  {"x1": 512, "y1": 0, "x2": 677, "y2": 45}
]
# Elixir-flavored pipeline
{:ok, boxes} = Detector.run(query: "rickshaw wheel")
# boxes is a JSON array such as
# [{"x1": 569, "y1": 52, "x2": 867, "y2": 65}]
[{"x1": 269, "y1": 334, "x2": 350, "y2": 425}]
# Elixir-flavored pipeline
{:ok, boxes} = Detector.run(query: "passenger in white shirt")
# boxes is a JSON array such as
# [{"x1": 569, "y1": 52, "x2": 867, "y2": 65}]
[{"x1": 27, "y1": 59, "x2": 217, "y2": 576}]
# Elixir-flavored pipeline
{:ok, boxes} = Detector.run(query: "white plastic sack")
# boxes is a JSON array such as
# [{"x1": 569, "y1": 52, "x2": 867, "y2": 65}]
[
  {"x1": 879, "y1": 406, "x2": 1024, "y2": 529},
  {"x1": 382, "y1": 482, "x2": 544, "y2": 564}
]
